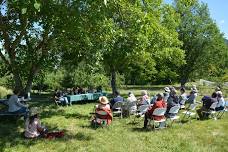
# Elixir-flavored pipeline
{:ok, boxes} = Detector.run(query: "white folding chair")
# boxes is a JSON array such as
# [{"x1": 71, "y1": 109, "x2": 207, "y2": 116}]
[
  {"x1": 182, "y1": 103, "x2": 197, "y2": 121},
  {"x1": 167, "y1": 105, "x2": 180, "y2": 126},
  {"x1": 133, "y1": 104, "x2": 150, "y2": 123},
  {"x1": 136, "y1": 105, "x2": 150, "y2": 117},
  {"x1": 216, "y1": 101, "x2": 228, "y2": 119},
  {"x1": 112, "y1": 101, "x2": 123, "y2": 118},
  {"x1": 149, "y1": 108, "x2": 167, "y2": 130},
  {"x1": 126, "y1": 101, "x2": 137, "y2": 115},
  {"x1": 206, "y1": 102, "x2": 218, "y2": 119}
]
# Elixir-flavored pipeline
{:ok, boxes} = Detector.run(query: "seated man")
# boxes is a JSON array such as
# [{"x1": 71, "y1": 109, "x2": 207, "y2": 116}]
[
  {"x1": 197, "y1": 92, "x2": 218, "y2": 120},
  {"x1": 144, "y1": 93, "x2": 167, "y2": 128},
  {"x1": 8, "y1": 89, "x2": 29, "y2": 119},
  {"x1": 166, "y1": 87, "x2": 179, "y2": 117},
  {"x1": 110, "y1": 91, "x2": 124, "y2": 107}
]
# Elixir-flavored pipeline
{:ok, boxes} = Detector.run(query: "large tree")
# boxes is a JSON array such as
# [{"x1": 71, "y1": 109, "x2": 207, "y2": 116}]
[
  {"x1": 0, "y1": 0, "x2": 73, "y2": 93},
  {"x1": 174, "y1": 0, "x2": 228, "y2": 86}
]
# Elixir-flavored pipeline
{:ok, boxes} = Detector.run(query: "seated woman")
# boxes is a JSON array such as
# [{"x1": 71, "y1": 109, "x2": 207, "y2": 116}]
[
  {"x1": 123, "y1": 92, "x2": 137, "y2": 115},
  {"x1": 215, "y1": 91, "x2": 225, "y2": 111},
  {"x1": 179, "y1": 87, "x2": 187, "y2": 108},
  {"x1": 138, "y1": 90, "x2": 150, "y2": 106},
  {"x1": 8, "y1": 89, "x2": 28, "y2": 118},
  {"x1": 143, "y1": 93, "x2": 167, "y2": 128},
  {"x1": 186, "y1": 86, "x2": 198, "y2": 104},
  {"x1": 92, "y1": 96, "x2": 112, "y2": 126},
  {"x1": 24, "y1": 107, "x2": 47, "y2": 138}
]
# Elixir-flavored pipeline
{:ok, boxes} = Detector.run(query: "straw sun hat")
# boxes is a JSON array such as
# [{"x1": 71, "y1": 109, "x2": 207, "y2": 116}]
[{"x1": 99, "y1": 96, "x2": 109, "y2": 104}]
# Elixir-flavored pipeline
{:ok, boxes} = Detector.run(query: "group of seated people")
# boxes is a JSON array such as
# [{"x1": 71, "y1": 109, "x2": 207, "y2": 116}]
[
  {"x1": 92, "y1": 85, "x2": 226, "y2": 128},
  {"x1": 53, "y1": 86, "x2": 103, "y2": 106}
]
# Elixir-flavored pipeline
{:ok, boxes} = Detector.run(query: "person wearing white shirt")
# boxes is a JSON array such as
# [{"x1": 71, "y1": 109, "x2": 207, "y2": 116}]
[{"x1": 215, "y1": 91, "x2": 225, "y2": 111}]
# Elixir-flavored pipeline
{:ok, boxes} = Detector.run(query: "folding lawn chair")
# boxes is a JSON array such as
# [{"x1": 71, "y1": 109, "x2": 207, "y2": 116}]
[
  {"x1": 112, "y1": 101, "x2": 123, "y2": 118},
  {"x1": 125, "y1": 101, "x2": 137, "y2": 116},
  {"x1": 93, "y1": 110, "x2": 111, "y2": 128},
  {"x1": 148, "y1": 108, "x2": 167, "y2": 130},
  {"x1": 166, "y1": 105, "x2": 181, "y2": 126},
  {"x1": 216, "y1": 101, "x2": 228, "y2": 119},
  {"x1": 202, "y1": 102, "x2": 218, "y2": 120},
  {"x1": 182, "y1": 103, "x2": 197, "y2": 121}
]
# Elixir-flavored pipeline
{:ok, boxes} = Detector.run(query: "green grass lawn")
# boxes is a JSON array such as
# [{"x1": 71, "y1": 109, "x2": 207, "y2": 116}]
[{"x1": 0, "y1": 86, "x2": 228, "y2": 152}]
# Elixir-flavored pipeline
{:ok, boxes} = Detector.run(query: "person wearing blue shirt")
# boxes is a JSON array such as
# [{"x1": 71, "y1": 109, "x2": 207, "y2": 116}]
[{"x1": 110, "y1": 91, "x2": 124, "y2": 107}]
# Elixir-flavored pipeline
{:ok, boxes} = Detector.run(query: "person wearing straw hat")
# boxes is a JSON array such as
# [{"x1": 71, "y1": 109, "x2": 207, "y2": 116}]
[
  {"x1": 92, "y1": 96, "x2": 113, "y2": 126},
  {"x1": 97, "y1": 96, "x2": 111, "y2": 110},
  {"x1": 24, "y1": 107, "x2": 47, "y2": 138}
]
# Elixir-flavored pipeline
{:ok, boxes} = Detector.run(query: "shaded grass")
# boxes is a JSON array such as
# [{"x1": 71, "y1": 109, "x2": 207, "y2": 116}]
[{"x1": 0, "y1": 85, "x2": 228, "y2": 152}]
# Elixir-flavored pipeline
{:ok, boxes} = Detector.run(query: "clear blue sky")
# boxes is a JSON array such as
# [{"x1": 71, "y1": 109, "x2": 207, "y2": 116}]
[{"x1": 164, "y1": 0, "x2": 228, "y2": 39}]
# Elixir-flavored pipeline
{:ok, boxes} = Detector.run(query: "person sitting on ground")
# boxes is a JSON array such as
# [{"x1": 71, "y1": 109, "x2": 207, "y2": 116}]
[
  {"x1": 138, "y1": 90, "x2": 150, "y2": 106},
  {"x1": 25, "y1": 107, "x2": 64, "y2": 139},
  {"x1": 179, "y1": 87, "x2": 187, "y2": 108},
  {"x1": 143, "y1": 93, "x2": 167, "y2": 129},
  {"x1": 92, "y1": 96, "x2": 112, "y2": 126},
  {"x1": 8, "y1": 89, "x2": 28, "y2": 118},
  {"x1": 24, "y1": 107, "x2": 47, "y2": 139},
  {"x1": 166, "y1": 87, "x2": 180, "y2": 117},
  {"x1": 197, "y1": 92, "x2": 218, "y2": 120},
  {"x1": 110, "y1": 91, "x2": 124, "y2": 107},
  {"x1": 215, "y1": 91, "x2": 225, "y2": 111}
]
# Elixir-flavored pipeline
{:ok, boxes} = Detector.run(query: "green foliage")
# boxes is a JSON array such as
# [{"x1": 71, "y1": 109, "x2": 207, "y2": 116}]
[
  {"x1": 174, "y1": 0, "x2": 228, "y2": 85},
  {"x1": 0, "y1": 86, "x2": 12, "y2": 98}
]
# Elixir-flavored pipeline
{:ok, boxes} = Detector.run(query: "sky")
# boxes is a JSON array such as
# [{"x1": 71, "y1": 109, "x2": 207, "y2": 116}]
[{"x1": 164, "y1": 0, "x2": 228, "y2": 39}]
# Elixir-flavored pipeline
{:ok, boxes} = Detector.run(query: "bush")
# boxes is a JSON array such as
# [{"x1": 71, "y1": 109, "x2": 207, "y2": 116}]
[{"x1": 0, "y1": 86, "x2": 12, "y2": 98}]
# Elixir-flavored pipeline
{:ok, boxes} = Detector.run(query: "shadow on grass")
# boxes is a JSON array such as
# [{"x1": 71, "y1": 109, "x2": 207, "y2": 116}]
[
  {"x1": 64, "y1": 113, "x2": 91, "y2": 120},
  {"x1": 131, "y1": 127, "x2": 152, "y2": 132},
  {"x1": 0, "y1": 119, "x2": 37, "y2": 152}
]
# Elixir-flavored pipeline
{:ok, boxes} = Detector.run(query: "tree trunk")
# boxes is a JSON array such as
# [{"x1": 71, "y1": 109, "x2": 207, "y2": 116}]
[
  {"x1": 180, "y1": 76, "x2": 188, "y2": 87},
  {"x1": 12, "y1": 69, "x2": 24, "y2": 92},
  {"x1": 24, "y1": 66, "x2": 40, "y2": 94},
  {"x1": 111, "y1": 67, "x2": 117, "y2": 95}
]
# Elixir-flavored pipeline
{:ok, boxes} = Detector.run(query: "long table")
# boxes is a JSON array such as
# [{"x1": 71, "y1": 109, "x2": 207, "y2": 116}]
[{"x1": 66, "y1": 92, "x2": 108, "y2": 104}]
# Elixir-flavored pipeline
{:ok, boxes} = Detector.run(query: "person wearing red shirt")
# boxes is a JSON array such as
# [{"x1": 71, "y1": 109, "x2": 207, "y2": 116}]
[{"x1": 143, "y1": 93, "x2": 167, "y2": 128}]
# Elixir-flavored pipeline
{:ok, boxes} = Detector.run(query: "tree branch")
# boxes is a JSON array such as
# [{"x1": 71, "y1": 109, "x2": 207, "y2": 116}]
[
  {"x1": 11, "y1": 13, "x2": 28, "y2": 51},
  {"x1": 0, "y1": 50, "x2": 10, "y2": 65}
]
